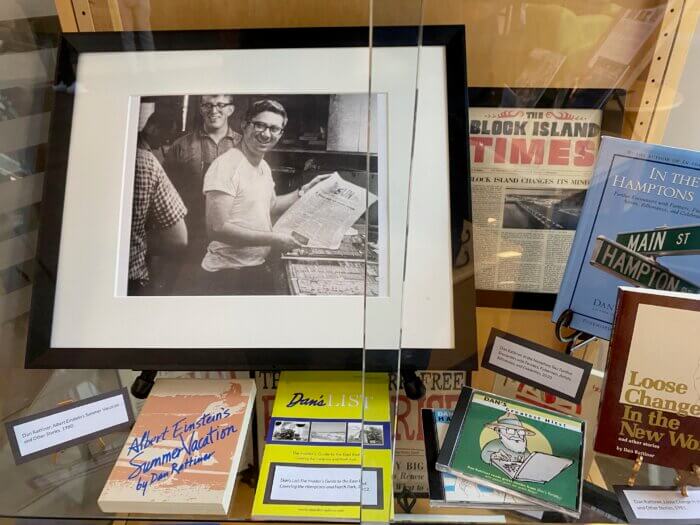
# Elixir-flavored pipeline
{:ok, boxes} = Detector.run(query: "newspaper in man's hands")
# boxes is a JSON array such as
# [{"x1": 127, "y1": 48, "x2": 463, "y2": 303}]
[{"x1": 273, "y1": 172, "x2": 377, "y2": 250}]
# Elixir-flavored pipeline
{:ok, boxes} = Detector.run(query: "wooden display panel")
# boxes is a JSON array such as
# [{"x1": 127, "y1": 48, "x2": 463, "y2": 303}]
[
  {"x1": 57, "y1": 0, "x2": 693, "y2": 393},
  {"x1": 60, "y1": 0, "x2": 665, "y2": 89}
]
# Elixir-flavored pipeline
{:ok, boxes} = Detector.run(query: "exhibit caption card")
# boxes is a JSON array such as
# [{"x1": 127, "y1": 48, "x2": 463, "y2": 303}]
[
  {"x1": 615, "y1": 486, "x2": 700, "y2": 524},
  {"x1": 5, "y1": 388, "x2": 133, "y2": 465},
  {"x1": 482, "y1": 329, "x2": 592, "y2": 403}
]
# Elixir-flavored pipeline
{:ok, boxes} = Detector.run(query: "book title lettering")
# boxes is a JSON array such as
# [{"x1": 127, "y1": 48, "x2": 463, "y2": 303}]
[
  {"x1": 286, "y1": 392, "x2": 371, "y2": 409},
  {"x1": 622, "y1": 370, "x2": 700, "y2": 417},
  {"x1": 619, "y1": 371, "x2": 700, "y2": 453},
  {"x1": 613, "y1": 166, "x2": 699, "y2": 202},
  {"x1": 126, "y1": 406, "x2": 238, "y2": 495}
]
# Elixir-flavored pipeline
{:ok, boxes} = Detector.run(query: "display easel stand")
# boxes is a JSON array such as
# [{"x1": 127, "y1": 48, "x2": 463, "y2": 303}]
[
  {"x1": 675, "y1": 464, "x2": 700, "y2": 497},
  {"x1": 627, "y1": 455, "x2": 644, "y2": 487},
  {"x1": 555, "y1": 308, "x2": 598, "y2": 354},
  {"x1": 400, "y1": 367, "x2": 426, "y2": 401},
  {"x1": 396, "y1": 486, "x2": 417, "y2": 513}
]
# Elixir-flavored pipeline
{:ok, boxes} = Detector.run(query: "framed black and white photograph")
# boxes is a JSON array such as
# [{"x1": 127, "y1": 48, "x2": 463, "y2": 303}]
[{"x1": 26, "y1": 26, "x2": 469, "y2": 369}]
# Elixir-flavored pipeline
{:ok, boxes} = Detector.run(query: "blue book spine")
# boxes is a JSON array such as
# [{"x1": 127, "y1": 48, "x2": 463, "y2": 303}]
[{"x1": 553, "y1": 136, "x2": 700, "y2": 339}]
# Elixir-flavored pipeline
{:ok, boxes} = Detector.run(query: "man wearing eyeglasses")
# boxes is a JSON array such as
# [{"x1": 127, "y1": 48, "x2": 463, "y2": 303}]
[
  {"x1": 480, "y1": 412, "x2": 534, "y2": 465},
  {"x1": 200, "y1": 99, "x2": 328, "y2": 294},
  {"x1": 163, "y1": 95, "x2": 241, "y2": 280}
]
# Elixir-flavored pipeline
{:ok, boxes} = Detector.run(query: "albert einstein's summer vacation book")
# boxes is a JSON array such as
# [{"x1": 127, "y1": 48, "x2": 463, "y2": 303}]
[
  {"x1": 98, "y1": 378, "x2": 256, "y2": 515},
  {"x1": 595, "y1": 287, "x2": 700, "y2": 471},
  {"x1": 552, "y1": 137, "x2": 700, "y2": 340},
  {"x1": 436, "y1": 388, "x2": 585, "y2": 518},
  {"x1": 252, "y1": 371, "x2": 392, "y2": 522}
]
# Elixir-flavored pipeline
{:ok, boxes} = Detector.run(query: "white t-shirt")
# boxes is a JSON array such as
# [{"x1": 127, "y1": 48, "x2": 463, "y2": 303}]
[{"x1": 201, "y1": 148, "x2": 276, "y2": 270}]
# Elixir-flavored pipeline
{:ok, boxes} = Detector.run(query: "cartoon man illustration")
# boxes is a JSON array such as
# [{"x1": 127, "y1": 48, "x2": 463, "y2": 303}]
[{"x1": 481, "y1": 412, "x2": 535, "y2": 466}]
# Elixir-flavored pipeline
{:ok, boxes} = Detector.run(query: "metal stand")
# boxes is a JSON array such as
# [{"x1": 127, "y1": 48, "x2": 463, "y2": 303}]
[
  {"x1": 396, "y1": 486, "x2": 417, "y2": 513},
  {"x1": 400, "y1": 368, "x2": 426, "y2": 401},
  {"x1": 130, "y1": 370, "x2": 158, "y2": 399},
  {"x1": 627, "y1": 455, "x2": 644, "y2": 486},
  {"x1": 675, "y1": 464, "x2": 700, "y2": 497},
  {"x1": 555, "y1": 309, "x2": 598, "y2": 354}
]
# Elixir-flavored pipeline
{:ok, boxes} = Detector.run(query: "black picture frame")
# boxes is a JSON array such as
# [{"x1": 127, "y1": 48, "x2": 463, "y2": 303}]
[
  {"x1": 467, "y1": 87, "x2": 626, "y2": 311},
  {"x1": 26, "y1": 26, "x2": 469, "y2": 371}
]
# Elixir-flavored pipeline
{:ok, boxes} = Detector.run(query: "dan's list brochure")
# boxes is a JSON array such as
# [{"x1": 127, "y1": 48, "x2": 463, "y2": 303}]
[
  {"x1": 98, "y1": 378, "x2": 256, "y2": 515},
  {"x1": 252, "y1": 371, "x2": 392, "y2": 522}
]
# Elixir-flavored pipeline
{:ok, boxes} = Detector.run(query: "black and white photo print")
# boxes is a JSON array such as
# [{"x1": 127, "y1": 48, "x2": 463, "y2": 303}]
[{"x1": 127, "y1": 93, "x2": 385, "y2": 297}]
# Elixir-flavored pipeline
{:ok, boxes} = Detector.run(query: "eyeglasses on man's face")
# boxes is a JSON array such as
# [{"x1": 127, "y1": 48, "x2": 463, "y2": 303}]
[
  {"x1": 249, "y1": 120, "x2": 284, "y2": 136},
  {"x1": 201, "y1": 102, "x2": 232, "y2": 112},
  {"x1": 502, "y1": 428, "x2": 526, "y2": 437}
]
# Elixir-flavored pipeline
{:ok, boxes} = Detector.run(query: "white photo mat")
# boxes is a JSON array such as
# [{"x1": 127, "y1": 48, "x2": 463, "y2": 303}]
[{"x1": 52, "y1": 46, "x2": 453, "y2": 350}]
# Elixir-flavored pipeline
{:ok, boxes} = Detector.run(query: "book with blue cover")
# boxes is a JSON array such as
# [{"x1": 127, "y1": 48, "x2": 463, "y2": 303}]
[{"x1": 553, "y1": 137, "x2": 700, "y2": 339}]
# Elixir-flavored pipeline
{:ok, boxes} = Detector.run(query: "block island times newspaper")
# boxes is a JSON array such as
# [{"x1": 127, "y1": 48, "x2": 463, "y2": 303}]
[{"x1": 469, "y1": 108, "x2": 602, "y2": 294}]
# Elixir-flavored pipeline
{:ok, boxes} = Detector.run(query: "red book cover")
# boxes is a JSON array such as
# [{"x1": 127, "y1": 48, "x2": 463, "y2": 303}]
[
  {"x1": 594, "y1": 287, "x2": 700, "y2": 471},
  {"x1": 98, "y1": 378, "x2": 255, "y2": 515}
]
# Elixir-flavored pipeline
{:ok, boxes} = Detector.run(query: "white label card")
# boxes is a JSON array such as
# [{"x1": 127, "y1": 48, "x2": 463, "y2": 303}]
[
  {"x1": 618, "y1": 487, "x2": 700, "y2": 524},
  {"x1": 482, "y1": 329, "x2": 592, "y2": 403},
  {"x1": 264, "y1": 464, "x2": 381, "y2": 508},
  {"x1": 5, "y1": 388, "x2": 133, "y2": 464}
]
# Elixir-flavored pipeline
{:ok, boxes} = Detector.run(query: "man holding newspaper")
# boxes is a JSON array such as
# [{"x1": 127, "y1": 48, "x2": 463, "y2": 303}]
[{"x1": 201, "y1": 99, "x2": 334, "y2": 294}]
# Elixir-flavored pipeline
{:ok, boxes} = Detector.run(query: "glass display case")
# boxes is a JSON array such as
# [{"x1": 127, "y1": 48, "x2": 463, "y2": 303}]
[{"x1": 1, "y1": 0, "x2": 698, "y2": 523}]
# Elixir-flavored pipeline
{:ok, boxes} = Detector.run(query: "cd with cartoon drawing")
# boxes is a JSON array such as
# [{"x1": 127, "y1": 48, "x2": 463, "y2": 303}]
[{"x1": 436, "y1": 387, "x2": 585, "y2": 518}]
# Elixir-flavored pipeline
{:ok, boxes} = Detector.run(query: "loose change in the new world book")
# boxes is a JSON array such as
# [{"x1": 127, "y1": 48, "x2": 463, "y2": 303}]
[
  {"x1": 595, "y1": 287, "x2": 700, "y2": 471},
  {"x1": 436, "y1": 388, "x2": 585, "y2": 517}
]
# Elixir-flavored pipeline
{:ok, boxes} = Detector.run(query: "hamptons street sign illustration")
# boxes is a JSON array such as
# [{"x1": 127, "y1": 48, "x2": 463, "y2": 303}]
[
  {"x1": 615, "y1": 224, "x2": 700, "y2": 256},
  {"x1": 590, "y1": 236, "x2": 700, "y2": 293}
]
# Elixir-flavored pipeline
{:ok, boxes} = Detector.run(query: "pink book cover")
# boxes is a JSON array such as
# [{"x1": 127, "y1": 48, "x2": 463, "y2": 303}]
[{"x1": 98, "y1": 378, "x2": 256, "y2": 515}]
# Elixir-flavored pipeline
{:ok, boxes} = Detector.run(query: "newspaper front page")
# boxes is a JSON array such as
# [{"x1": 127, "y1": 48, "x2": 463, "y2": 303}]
[
  {"x1": 469, "y1": 108, "x2": 602, "y2": 293},
  {"x1": 273, "y1": 172, "x2": 377, "y2": 250}
]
